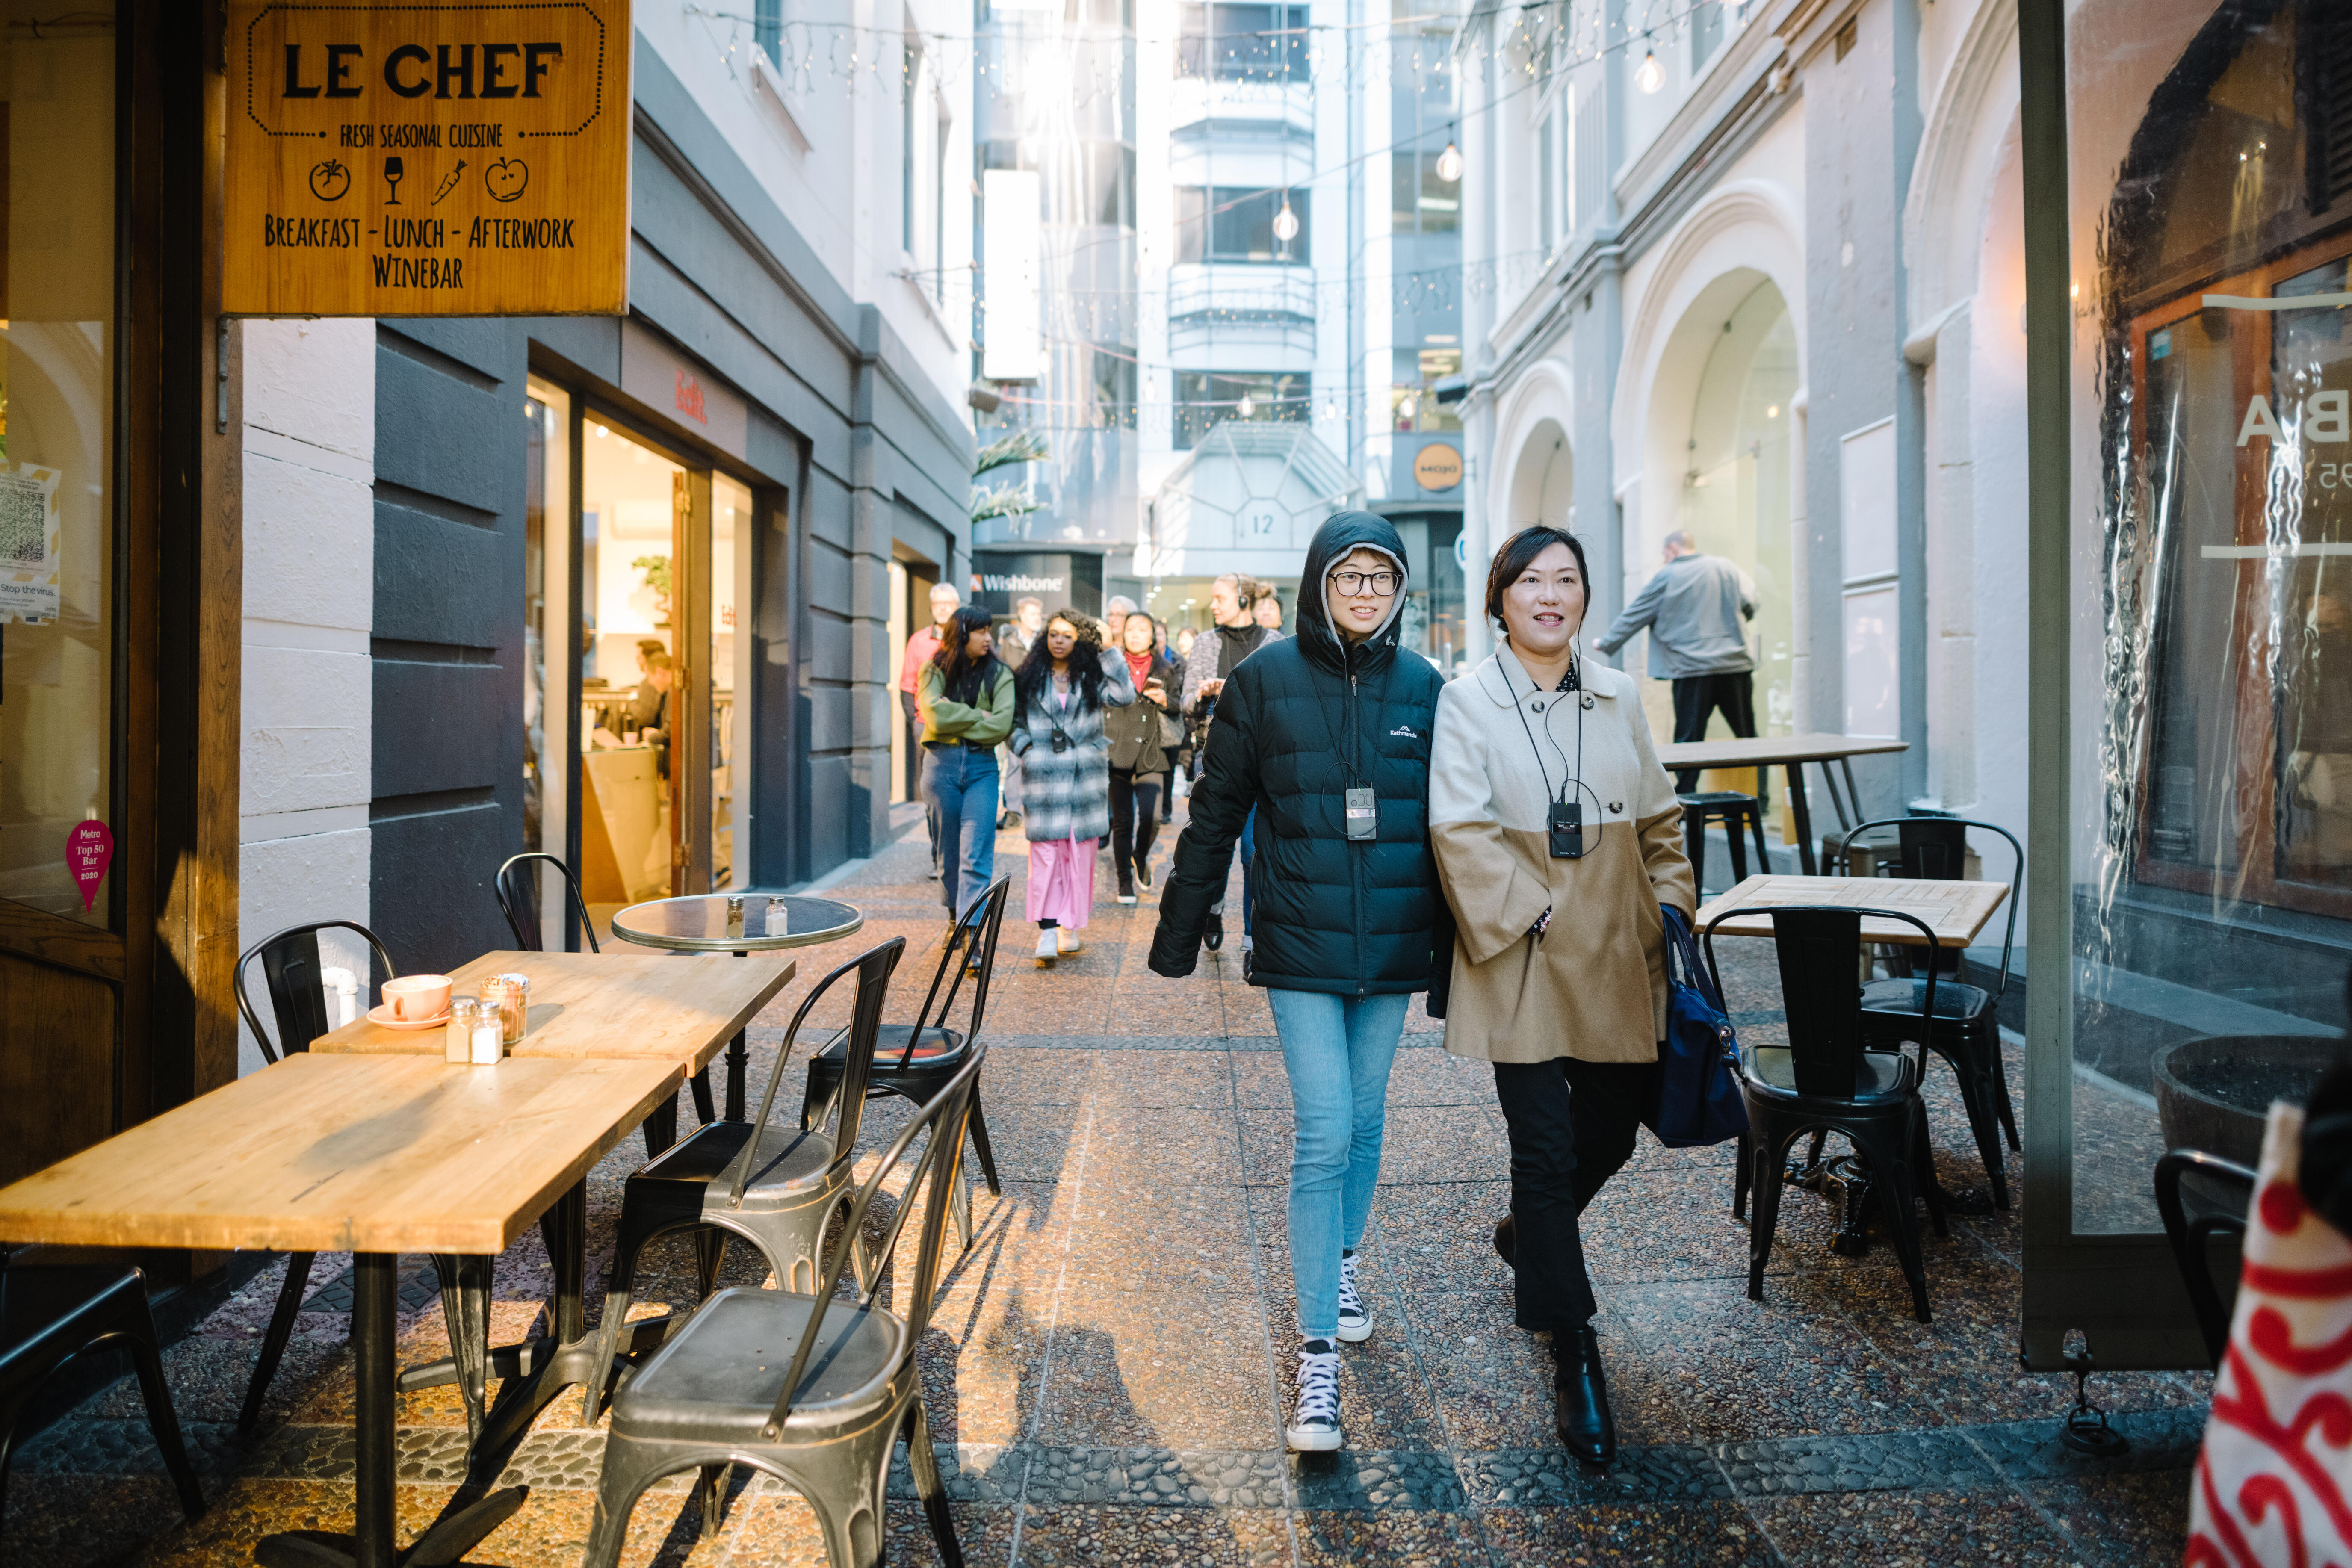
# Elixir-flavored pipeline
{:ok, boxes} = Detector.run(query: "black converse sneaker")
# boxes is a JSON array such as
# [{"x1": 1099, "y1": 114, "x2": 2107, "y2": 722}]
[
  {"x1": 1335, "y1": 1252, "x2": 1371, "y2": 1343},
  {"x1": 1287, "y1": 1339, "x2": 1342, "y2": 1451}
]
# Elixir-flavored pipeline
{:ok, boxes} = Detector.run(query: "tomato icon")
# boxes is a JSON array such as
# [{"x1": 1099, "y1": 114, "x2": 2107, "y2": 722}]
[{"x1": 310, "y1": 158, "x2": 350, "y2": 202}]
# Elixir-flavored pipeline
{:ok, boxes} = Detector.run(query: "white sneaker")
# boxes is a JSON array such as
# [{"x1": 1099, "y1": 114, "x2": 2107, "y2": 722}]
[
  {"x1": 1034, "y1": 930, "x2": 1058, "y2": 968},
  {"x1": 1336, "y1": 1253, "x2": 1371, "y2": 1343},
  {"x1": 1286, "y1": 1340, "x2": 1342, "y2": 1451},
  {"x1": 1056, "y1": 927, "x2": 1084, "y2": 956}
]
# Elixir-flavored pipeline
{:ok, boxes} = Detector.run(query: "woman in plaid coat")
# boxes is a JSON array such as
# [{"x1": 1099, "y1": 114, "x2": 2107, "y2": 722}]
[{"x1": 1008, "y1": 609, "x2": 1136, "y2": 966}]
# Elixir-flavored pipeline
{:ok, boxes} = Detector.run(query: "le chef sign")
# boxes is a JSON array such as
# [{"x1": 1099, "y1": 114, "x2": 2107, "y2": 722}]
[{"x1": 224, "y1": 0, "x2": 629, "y2": 317}]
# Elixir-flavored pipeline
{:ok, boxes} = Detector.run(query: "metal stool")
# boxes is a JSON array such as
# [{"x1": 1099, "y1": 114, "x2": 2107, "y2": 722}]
[{"x1": 1678, "y1": 791, "x2": 1771, "y2": 894}]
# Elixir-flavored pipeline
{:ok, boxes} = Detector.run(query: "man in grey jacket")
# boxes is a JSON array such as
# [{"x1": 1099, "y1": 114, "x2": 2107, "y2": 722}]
[{"x1": 1594, "y1": 530, "x2": 1756, "y2": 792}]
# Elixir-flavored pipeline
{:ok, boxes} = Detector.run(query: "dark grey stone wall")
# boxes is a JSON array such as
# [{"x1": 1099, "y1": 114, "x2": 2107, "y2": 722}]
[{"x1": 369, "y1": 321, "x2": 531, "y2": 976}]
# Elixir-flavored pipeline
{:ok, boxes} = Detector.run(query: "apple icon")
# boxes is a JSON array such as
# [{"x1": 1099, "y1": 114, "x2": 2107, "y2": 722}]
[{"x1": 485, "y1": 157, "x2": 529, "y2": 204}]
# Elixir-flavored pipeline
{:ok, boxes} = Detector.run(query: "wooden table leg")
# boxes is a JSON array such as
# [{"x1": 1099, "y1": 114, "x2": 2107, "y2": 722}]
[{"x1": 1785, "y1": 762, "x2": 1818, "y2": 874}]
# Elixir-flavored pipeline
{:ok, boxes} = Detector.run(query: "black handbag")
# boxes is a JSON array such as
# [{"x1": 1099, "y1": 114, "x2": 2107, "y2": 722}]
[{"x1": 1644, "y1": 905, "x2": 1749, "y2": 1147}]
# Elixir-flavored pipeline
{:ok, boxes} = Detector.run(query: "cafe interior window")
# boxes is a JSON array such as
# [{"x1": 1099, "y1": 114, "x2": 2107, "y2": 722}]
[
  {"x1": 522, "y1": 379, "x2": 573, "y2": 945},
  {"x1": 712, "y1": 472, "x2": 748, "y2": 891},
  {"x1": 0, "y1": 5, "x2": 117, "y2": 926},
  {"x1": 579, "y1": 420, "x2": 687, "y2": 918}
]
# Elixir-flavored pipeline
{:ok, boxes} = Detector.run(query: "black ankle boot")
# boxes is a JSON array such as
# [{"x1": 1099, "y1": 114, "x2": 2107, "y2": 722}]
[
  {"x1": 1493, "y1": 1213, "x2": 1515, "y2": 1266},
  {"x1": 1554, "y1": 1323, "x2": 1616, "y2": 1464}
]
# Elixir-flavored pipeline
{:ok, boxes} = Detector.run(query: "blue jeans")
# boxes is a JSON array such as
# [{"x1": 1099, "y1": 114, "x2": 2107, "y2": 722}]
[
  {"x1": 1268, "y1": 988, "x2": 1411, "y2": 1339},
  {"x1": 922, "y1": 745, "x2": 999, "y2": 916}
]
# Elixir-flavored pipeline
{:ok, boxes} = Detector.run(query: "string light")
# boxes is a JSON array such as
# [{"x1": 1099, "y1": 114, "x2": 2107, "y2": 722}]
[
  {"x1": 1271, "y1": 197, "x2": 1300, "y2": 243},
  {"x1": 1237, "y1": 395, "x2": 1256, "y2": 417},
  {"x1": 1435, "y1": 141, "x2": 1463, "y2": 182},
  {"x1": 1634, "y1": 42, "x2": 1665, "y2": 93}
]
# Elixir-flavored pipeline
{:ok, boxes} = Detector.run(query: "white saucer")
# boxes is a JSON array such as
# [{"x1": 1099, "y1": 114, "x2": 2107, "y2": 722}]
[{"x1": 367, "y1": 1002, "x2": 451, "y2": 1031}]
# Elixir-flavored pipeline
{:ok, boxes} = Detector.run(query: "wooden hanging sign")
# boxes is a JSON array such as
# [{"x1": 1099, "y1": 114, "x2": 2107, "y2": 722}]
[{"x1": 222, "y1": 0, "x2": 630, "y2": 316}]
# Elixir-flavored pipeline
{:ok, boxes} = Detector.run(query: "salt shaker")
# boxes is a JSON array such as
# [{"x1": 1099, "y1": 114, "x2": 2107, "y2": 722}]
[
  {"x1": 444, "y1": 998, "x2": 478, "y2": 1065},
  {"x1": 469, "y1": 999, "x2": 503, "y2": 1066}
]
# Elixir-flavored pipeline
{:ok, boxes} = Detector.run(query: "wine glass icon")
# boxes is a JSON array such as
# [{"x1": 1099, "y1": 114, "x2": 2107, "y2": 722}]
[{"x1": 383, "y1": 155, "x2": 405, "y2": 206}]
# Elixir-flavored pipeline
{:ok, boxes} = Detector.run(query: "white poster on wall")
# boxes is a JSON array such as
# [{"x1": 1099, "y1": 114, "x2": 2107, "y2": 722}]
[
  {"x1": 0, "y1": 462, "x2": 64, "y2": 625},
  {"x1": 983, "y1": 171, "x2": 1043, "y2": 382}
]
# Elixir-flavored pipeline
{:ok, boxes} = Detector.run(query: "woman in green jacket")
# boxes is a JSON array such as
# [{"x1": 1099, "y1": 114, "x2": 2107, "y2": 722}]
[{"x1": 918, "y1": 605, "x2": 1015, "y2": 915}]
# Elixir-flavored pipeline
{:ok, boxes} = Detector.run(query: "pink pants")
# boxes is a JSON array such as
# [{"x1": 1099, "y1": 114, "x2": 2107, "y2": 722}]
[{"x1": 1026, "y1": 836, "x2": 1097, "y2": 929}]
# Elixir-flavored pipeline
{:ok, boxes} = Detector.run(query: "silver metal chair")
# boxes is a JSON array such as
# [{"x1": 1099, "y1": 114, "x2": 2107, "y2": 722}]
[
  {"x1": 580, "y1": 1043, "x2": 984, "y2": 1568},
  {"x1": 582, "y1": 936, "x2": 906, "y2": 1422}
]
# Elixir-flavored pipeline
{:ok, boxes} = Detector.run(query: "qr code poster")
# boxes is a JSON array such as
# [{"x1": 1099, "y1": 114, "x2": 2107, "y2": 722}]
[{"x1": 0, "y1": 462, "x2": 62, "y2": 625}]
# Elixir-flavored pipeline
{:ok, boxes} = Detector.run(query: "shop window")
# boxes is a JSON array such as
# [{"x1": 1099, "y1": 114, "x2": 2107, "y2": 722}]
[
  {"x1": 1173, "y1": 370, "x2": 1309, "y2": 450},
  {"x1": 1175, "y1": 3, "x2": 1309, "y2": 81},
  {"x1": 0, "y1": 9, "x2": 116, "y2": 926},
  {"x1": 1175, "y1": 186, "x2": 1309, "y2": 263}
]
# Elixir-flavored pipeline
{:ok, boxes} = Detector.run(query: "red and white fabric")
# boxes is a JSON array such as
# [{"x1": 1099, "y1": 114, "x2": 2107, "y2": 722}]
[{"x1": 2187, "y1": 1101, "x2": 2352, "y2": 1566}]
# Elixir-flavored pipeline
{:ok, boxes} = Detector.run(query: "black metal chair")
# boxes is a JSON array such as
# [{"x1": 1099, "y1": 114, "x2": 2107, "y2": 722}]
[
  {"x1": 2154, "y1": 1148, "x2": 2259, "y2": 1369},
  {"x1": 1678, "y1": 791, "x2": 1772, "y2": 897},
  {"x1": 1847, "y1": 816, "x2": 2024, "y2": 1208},
  {"x1": 800, "y1": 875, "x2": 1011, "y2": 1233},
  {"x1": 581, "y1": 1042, "x2": 984, "y2": 1568},
  {"x1": 232, "y1": 920, "x2": 409, "y2": 1434},
  {"x1": 0, "y1": 1255, "x2": 207, "y2": 1527},
  {"x1": 494, "y1": 850, "x2": 717, "y2": 1152},
  {"x1": 1712, "y1": 905, "x2": 1949, "y2": 1322},
  {"x1": 584, "y1": 937, "x2": 907, "y2": 1423}
]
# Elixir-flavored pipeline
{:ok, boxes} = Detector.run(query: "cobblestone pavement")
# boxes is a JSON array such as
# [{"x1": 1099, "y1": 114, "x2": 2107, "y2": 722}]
[{"x1": 4, "y1": 806, "x2": 2204, "y2": 1566}]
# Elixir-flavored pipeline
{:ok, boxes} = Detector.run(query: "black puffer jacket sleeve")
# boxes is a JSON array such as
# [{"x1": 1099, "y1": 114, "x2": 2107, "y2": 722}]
[{"x1": 1149, "y1": 667, "x2": 1262, "y2": 977}]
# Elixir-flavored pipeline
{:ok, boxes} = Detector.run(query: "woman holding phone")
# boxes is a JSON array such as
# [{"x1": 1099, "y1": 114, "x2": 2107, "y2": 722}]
[
  {"x1": 1427, "y1": 524, "x2": 1695, "y2": 1465},
  {"x1": 1150, "y1": 512, "x2": 1450, "y2": 1454},
  {"x1": 1101, "y1": 608, "x2": 1179, "y2": 901},
  {"x1": 1008, "y1": 610, "x2": 1135, "y2": 966}
]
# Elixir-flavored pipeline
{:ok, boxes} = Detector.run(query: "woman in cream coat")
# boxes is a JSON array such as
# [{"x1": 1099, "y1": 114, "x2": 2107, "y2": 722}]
[{"x1": 1429, "y1": 523, "x2": 1697, "y2": 1465}]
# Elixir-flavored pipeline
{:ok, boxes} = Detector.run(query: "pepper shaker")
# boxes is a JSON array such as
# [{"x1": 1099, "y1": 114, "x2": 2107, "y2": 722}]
[{"x1": 444, "y1": 998, "x2": 478, "y2": 1065}]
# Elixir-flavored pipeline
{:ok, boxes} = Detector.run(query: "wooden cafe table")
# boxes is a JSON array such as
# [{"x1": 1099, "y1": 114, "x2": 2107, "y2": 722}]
[
  {"x1": 1655, "y1": 732, "x2": 1909, "y2": 873},
  {"x1": 0, "y1": 1052, "x2": 682, "y2": 1568},
  {"x1": 308, "y1": 947, "x2": 800, "y2": 1456},
  {"x1": 1693, "y1": 872, "x2": 2013, "y2": 1246}
]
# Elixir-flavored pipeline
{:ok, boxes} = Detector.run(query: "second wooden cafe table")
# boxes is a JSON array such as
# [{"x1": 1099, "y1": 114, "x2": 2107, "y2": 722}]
[{"x1": 0, "y1": 1053, "x2": 684, "y2": 1568}]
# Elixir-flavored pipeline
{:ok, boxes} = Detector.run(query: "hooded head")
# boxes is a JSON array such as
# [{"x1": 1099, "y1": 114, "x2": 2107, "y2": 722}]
[{"x1": 1295, "y1": 510, "x2": 1410, "y2": 675}]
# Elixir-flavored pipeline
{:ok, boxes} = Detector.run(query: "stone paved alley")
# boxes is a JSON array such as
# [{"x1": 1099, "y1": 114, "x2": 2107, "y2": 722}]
[{"x1": 3, "y1": 809, "x2": 2208, "y2": 1567}]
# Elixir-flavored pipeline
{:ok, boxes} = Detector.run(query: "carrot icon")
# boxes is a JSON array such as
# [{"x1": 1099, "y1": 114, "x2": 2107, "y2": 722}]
[{"x1": 431, "y1": 160, "x2": 467, "y2": 207}]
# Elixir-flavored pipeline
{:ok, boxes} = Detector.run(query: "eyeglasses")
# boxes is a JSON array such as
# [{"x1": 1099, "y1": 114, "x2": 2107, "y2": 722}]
[{"x1": 1329, "y1": 570, "x2": 1401, "y2": 597}]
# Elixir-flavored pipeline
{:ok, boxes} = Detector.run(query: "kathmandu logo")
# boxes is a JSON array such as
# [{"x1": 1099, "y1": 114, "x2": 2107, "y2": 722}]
[{"x1": 1390, "y1": 725, "x2": 1418, "y2": 738}]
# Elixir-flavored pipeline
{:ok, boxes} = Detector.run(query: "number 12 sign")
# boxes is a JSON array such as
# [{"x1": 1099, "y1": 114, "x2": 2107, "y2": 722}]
[{"x1": 223, "y1": 0, "x2": 630, "y2": 317}]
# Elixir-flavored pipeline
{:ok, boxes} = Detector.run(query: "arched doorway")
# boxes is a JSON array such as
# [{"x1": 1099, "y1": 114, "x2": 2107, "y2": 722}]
[
  {"x1": 1676, "y1": 279, "x2": 1798, "y2": 735},
  {"x1": 1507, "y1": 417, "x2": 1573, "y2": 529}
]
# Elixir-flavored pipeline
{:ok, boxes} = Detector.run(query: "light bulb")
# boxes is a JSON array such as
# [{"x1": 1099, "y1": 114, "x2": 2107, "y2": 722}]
[
  {"x1": 1398, "y1": 396, "x2": 1418, "y2": 420},
  {"x1": 1634, "y1": 47, "x2": 1664, "y2": 94},
  {"x1": 1271, "y1": 198, "x2": 1300, "y2": 243},
  {"x1": 1238, "y1": 395, "x2": 1256, "y2": 417},
  {"x1": 1435, "y1": 142, "x2": 1463, "y2": 183}
]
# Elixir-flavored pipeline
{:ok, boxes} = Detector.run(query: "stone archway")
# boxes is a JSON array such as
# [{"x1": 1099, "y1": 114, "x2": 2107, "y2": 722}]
[{"x1": 1505, "y1": 417, "x2": 1573, "y2": 533}]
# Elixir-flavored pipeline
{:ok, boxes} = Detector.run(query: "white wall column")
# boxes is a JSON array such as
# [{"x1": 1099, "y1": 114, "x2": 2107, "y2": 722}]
[{"x1": 238, "y1": 318, "x2": 376, "y2": 1074}]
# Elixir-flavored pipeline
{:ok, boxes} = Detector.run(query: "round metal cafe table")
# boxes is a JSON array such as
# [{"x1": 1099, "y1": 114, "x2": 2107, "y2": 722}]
[{"x1": 610, "y1": 893, "x2": 865, "y2": 1118}]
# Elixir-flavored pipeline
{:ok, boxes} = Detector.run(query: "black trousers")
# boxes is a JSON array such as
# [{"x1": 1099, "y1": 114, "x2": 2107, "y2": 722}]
[
  {"x1": 1107, "y1": 766, "x2": 1163, "y2": 882},
  {"x1": 1491, "y1": 1057, "x2": 1658, "y2": 1333},
  {"x1": 1669, "y1": 671, "x2": 1757, "y2": 793}
]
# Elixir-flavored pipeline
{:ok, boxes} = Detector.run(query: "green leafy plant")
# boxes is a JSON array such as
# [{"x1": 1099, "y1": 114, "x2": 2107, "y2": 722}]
[
  {"x1": 970, "y1": 484, "x2": 1045, "y2": 524},
  {"x1": 631, "y1": 554, "x2": 673, "y2": 597},
  {"x1": 974, "y1": 430, "x2": 1049, "y2": 478}
]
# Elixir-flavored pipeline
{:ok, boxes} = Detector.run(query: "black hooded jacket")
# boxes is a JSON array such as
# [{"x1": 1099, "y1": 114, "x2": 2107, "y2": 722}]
[{"x1": 1148, "y1": 512, "x2": 1451, "y2": 997}]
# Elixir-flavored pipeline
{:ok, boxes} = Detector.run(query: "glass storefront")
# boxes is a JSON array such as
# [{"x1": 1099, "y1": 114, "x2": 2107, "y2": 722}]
[
  {"x1": 523, "y1": 379, "x2": 573, "y2": 945},
  {"x1": 2027, "y1": 0, "x2": 2352, "y2": 1364},
  {"x1": 0, "y1": 5, "x2": 116, "y2": 925}
]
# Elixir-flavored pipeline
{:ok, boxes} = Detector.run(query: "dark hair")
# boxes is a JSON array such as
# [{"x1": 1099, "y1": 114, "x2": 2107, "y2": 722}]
[
  {"x1": 932, "y1": 605, "x2": 1002, "y2": 703},
  {"x1": 1120, "y1": 608, "x2": 1159, "y2": 644},
  {"x1": 1485, "y1": 525, "x2": 1591, "y2": 629},
  {"x1": 1016, "y1": 609, "x2": 1107, "y2": 721}
]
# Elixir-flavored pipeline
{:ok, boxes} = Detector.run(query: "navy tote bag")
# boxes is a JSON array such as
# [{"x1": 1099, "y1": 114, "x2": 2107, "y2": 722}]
[{"x1": 1645, "y1": 904, "x2": 1749, "y2": 1148}]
